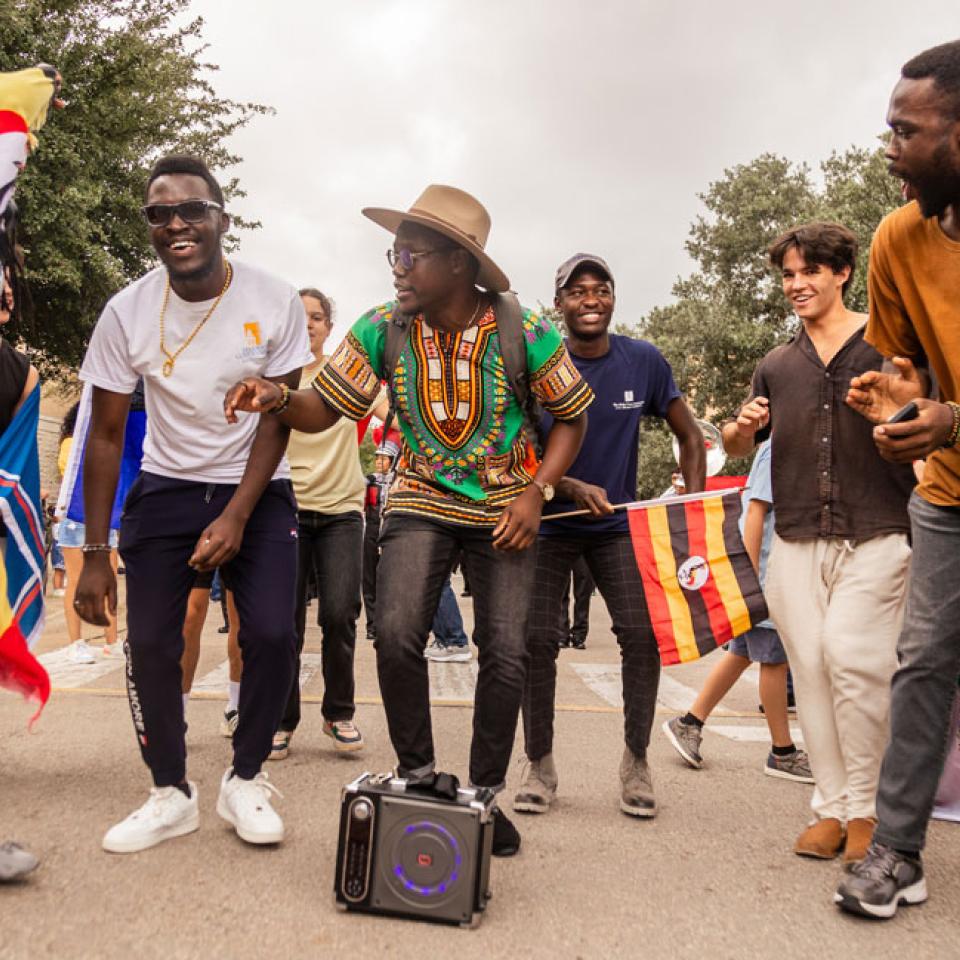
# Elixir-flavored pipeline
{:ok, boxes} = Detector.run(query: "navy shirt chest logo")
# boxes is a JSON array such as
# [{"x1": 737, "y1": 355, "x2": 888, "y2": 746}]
[{"x1": 612, "y1": 390, "x2": 645, "y2": 411}]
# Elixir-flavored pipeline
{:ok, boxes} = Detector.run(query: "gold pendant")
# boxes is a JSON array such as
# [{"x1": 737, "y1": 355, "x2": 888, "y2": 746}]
[{"x1": 162, "y1": 358, "x2": 174, "y2": 377}]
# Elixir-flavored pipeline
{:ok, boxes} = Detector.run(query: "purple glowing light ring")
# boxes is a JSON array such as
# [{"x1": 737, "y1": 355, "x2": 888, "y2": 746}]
[{"x1": 392, "y1": 820, "x2": 464, "y2": 898}]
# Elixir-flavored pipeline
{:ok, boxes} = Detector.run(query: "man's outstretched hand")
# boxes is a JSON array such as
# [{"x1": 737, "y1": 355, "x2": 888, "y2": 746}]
[
  {"x1": 846, "y1": 356, "x2": 925, "y2": 424},
  {"x1": 223, "y1": 377, "x2": 282, "y2": 423}
]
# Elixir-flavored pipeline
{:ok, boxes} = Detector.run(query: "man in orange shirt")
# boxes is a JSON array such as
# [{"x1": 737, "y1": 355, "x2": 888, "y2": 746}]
[{"x1": 837, "y1": 39, "x2": 960, "y2": 920}]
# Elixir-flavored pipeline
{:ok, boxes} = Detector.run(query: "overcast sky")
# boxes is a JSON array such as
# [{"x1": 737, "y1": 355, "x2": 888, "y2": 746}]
[{"x1": 189, "y1": 0, "x2": 959, "y2": 343}]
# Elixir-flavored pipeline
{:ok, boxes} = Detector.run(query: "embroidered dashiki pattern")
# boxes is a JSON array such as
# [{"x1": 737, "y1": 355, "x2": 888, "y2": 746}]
[{"x1": 314, "y1": 301, "x2": 593, "y2": 526}]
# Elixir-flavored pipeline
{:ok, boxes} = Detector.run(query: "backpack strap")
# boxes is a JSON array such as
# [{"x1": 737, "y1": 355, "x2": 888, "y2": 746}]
[
  {"x1": 380, "y1": 304, "x2": 412, "y2": 439},
  {"x1": 492, "y1": 292, "x2": 544, "y2": 458}
]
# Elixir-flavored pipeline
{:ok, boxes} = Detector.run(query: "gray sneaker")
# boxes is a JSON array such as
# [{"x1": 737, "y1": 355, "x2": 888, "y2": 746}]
[
  {"x1": 764, "y1": 748, "x2": 815, "y2": 784},
  {"x1": 619, "y1": 747, "x2": 657, "y2": 818},
  {"x1": 0, "y1": 841, "x2": 39, "y2": 882},
  {"x1": 663, "y1": 716, "x2": 703, "y2": 769},
  {"x1": 512, "y1": 754, "x2": 558, "y2": 814}
]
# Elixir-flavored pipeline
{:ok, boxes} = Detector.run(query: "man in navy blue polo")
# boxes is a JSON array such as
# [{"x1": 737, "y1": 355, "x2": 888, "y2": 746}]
[{"x1": 514, "y1": 254, "x2": 705, "y2": 819}]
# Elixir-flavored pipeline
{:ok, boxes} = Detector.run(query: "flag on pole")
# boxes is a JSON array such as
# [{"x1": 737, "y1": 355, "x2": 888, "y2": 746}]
[
  {"x1": 0, "y1": 384, "x2": 49, "y2": 722},
  {"x1": 628, "y1": 489, "x2": 768, "y2": 666}
]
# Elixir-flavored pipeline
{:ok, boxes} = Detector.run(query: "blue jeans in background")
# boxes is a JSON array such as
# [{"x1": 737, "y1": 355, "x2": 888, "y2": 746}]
[{"x1": 432, "y1": 577, "x2": 468, "y2": 646}]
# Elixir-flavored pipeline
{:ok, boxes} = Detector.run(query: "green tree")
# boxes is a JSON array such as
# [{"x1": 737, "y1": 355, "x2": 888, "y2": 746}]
[
  {"x1": 1, "y1": 0, "x2": 269, "y2": 371},
  {"x1": 633, "y1": 143, "x2": 902, "y2": 498}
]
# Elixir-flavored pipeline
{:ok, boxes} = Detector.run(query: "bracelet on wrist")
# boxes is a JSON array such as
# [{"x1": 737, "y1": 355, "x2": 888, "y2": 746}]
[
  {"x1": 944, "y1": 401, "x2": 960, "y2": 448},
  {"x1": 81, "y1": 543, "x2": 113, "y2": 554},
  {"x1": 269, "y1": 382, "x2": 291, "y2": 416}
]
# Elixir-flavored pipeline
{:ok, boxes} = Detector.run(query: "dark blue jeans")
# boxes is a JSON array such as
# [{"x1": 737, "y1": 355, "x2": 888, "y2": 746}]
[
  {"x1": 875, "y1": 494, "x2": 960, "y2": 852},
  {"x1": 119, "y1": 472, "x2": 298, "y2": 784},
  {"x1": 281, "y1": 509, "x2": 363, "y2": 731},
  {"x1": 375, "y1": 513, "x2": 537, "y2": 790},
  {"x1": 432, "y1": 578, "x2": 467, "y2": 645}
]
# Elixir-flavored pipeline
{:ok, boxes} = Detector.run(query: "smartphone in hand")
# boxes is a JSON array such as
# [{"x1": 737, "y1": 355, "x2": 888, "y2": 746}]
[{"x1": 887, "y1": 401, "x2": 919, "y2": 424}]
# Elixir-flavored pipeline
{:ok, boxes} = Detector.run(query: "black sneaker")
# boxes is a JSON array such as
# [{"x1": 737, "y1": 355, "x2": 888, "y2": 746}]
[
  {"x1": 491, "y1": 807, "x2": 521, "y2": 857},
  {"x1": 570, "y1": 634, "x2": 586, "y2": 650},
  {"x1": 834, "y1": 842, "x2": 927, "y2": 920}
]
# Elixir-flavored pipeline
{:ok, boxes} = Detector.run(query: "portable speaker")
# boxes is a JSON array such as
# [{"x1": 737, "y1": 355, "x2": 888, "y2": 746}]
[{"x1": 334, "y1": 772, "x2": 495, "y2": 927}]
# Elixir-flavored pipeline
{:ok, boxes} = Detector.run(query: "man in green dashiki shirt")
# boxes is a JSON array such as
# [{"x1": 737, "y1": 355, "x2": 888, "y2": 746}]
[{"x1": 224, "y1": 185, "x2": 592, "y2": 857}]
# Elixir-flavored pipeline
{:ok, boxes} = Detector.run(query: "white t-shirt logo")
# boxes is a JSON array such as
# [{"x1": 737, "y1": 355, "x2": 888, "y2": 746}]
[
  {"x1": 243, "y1": 322, "x2": 262, "y2": 347},
  {"x1": 624, "y1": 390, "x2": 634, "y2": 402},
  {"x1": 238, "y1": 320, "x2": 268, "y2": 360},
  {"x1": 678, "y1": 555, "x2": 710, "y2": 591}
]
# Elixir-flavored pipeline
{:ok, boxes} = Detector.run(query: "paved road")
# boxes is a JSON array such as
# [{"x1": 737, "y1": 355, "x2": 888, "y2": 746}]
[{"x1": 2, "y1": 577, "x2": 958, "y2": 959}]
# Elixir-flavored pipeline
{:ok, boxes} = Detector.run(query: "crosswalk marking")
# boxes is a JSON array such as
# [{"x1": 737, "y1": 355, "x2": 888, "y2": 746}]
[
  {"x1": 570, "y1": 664, "x2": 709, "y2": 713},
  {"x1": 707, "y1": 724, "x2": 804, "y2": 743},
  {"x1": 569, "y1": 663, "x2": 789, "y2": 743},
  {"x1": 42, "y1": 644, "x2": 789, "y2": 744},
  {"x1": 38, "y1": 645, "x2": 125, "y2": 689},
  {"x1": 428, "y1": 658, "x2": 479, "y2": 701},
  {"x1": 569, "y1": 663, "x2": 623, "y2": 707},
  {"x1": 653, "y1": 673, "x2": 697, "y2": 712},
  {"x1": 191, "y1": 652, "x2": 323, "y2": 694}
]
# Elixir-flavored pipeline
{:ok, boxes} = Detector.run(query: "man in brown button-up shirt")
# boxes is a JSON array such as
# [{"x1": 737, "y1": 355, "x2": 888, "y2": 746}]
[{"x1": 723, "y1": 221, "x2": 915, "y2": 866}]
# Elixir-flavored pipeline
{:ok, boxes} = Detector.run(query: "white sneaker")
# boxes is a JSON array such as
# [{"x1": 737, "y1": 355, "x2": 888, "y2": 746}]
[
  {"x1": 51, "y1": 587, "x2": 65, "y2": 598},
  {"x1": 101, "y1": 642, "x2": 124, "y2": 659},
  {"x1": 102, "y1": 783, "x2": 199, "y2": 853},
  {"x1": 216, "y1": 768, "x2": 284, "y2": 844},
  {"x1": 66, "y1": 640, "x2": 96, "y2": 664}
]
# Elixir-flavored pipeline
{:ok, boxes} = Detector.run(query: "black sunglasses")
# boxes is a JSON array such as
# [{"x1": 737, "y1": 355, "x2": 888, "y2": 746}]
[{"x1": 141, "y1": 199, "x2": 223, "y2": 228}]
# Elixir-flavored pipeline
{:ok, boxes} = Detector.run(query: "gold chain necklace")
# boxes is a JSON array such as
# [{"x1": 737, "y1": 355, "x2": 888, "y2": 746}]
[{"x1": 159, "y1": 260, "x2": 233, "y2": 377}]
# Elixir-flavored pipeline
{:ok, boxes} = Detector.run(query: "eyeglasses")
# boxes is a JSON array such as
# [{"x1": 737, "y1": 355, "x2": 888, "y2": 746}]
[
  {"x1": 386, "y1": 248, "x2": 448, "y2": 271},
  {"x1": 141, "y1": 200, "x2": 223, "y2": 227}
]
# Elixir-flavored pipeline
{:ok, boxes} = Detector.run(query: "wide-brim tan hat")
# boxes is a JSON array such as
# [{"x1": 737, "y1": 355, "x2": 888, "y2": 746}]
[{"x1": 363, "y1": 184, "x2": 510, "y2": 293}]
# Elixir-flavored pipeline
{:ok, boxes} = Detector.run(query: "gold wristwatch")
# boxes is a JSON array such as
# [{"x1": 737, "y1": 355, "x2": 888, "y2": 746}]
[{"x1": 533, "y1": 478, "x2": 555, "y2": 502}]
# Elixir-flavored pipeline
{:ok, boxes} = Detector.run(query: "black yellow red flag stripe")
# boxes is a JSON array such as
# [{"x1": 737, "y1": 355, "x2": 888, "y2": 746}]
[{"x1": 627, "y1": 490, "x2": 768, "y2": 666}]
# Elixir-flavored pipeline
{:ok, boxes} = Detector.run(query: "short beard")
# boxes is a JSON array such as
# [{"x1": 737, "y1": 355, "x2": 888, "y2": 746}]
[
  {"x1": 913, "y1": 142, "x2": 960, "y2": 219},
  {"x1": 165, "y1": 250, "x2": 221, "y2": 285}
]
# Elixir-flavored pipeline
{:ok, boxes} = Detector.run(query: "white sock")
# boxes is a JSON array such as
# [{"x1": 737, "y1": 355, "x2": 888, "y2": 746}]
[
  {"x1": 182, "y1": 693, "x2": 189, "y2": 714},
  {"x1": 228, "y1": 681, "x2": 240, "y2": 713}
]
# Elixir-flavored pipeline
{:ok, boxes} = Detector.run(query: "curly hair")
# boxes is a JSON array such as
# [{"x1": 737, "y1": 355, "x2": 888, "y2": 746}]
[{"x1": 767, "y1": 222, "x2": 858, "y2": 298}]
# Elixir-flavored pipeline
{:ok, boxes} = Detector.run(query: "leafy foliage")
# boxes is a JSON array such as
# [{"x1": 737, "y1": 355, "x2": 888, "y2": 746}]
[{"x1": 1, "y1": 0, "x2": 270, "y2": 372}]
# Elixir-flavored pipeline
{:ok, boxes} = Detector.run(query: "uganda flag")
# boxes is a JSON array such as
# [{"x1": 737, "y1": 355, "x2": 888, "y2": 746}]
[{"x1": 628, "y1": 489, "x2": 768, "y2": 666}]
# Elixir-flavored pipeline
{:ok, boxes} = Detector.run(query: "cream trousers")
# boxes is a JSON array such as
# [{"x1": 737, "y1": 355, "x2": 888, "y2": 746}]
[{"x1": 765, "y1": 533, "x2": 910, "y2": 821}]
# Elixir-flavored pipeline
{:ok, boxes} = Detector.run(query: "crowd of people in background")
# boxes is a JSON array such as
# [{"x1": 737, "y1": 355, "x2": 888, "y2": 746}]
[{"x1": 2, "y1": 38, "x2": 960, "y2": 930}]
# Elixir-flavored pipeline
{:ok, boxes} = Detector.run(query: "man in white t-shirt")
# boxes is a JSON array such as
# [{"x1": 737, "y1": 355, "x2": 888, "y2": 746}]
[{"x1": 74, "y1": 155, "x2": 312, "y2": 854}]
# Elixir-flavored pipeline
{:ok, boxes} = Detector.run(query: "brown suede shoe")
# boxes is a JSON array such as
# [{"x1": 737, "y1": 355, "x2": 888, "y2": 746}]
[
  {"x1": 794, "y1": 818, "x2": 845, "y2": 859},
  {"x1": 842, "y1": 817, "x2": 877, "y2": 868}
]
